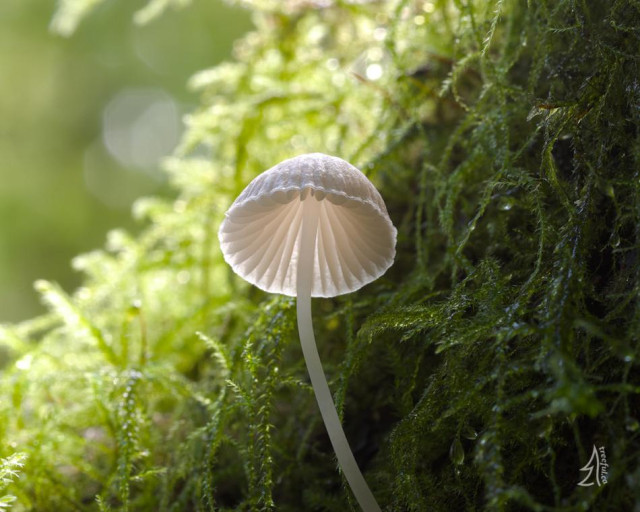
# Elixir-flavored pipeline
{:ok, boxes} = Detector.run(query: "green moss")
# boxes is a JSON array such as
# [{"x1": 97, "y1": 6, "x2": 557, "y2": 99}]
[{"x1": 1, "y1": 0, "x2": 640, "y2": 510}]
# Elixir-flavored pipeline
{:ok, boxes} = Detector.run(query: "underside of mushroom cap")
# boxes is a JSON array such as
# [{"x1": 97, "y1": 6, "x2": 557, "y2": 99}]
[{"x1": 218, "y1": 153, "x2": 397, "y2": 298}]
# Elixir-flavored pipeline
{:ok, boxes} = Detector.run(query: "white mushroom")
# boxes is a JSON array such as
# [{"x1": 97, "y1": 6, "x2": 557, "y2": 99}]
[{"x1": 219, "y1": 153, "x2": 397, "y2": 512}]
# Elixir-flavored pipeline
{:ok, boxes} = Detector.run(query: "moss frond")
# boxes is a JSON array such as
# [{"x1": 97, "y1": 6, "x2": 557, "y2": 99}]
[{"x1": 3, "y1": 0, "x2": 640, "y2": 510}]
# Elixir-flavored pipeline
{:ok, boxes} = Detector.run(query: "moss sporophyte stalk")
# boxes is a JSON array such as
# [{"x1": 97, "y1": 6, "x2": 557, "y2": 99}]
[{"x1": 219, "y1": 154, "x2": 397, "y2": 511}]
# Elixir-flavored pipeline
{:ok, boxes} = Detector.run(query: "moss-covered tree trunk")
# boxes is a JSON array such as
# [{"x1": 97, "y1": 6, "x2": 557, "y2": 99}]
[{"x1": 1, "y1": 0, "x2": 639, "y2": 510}]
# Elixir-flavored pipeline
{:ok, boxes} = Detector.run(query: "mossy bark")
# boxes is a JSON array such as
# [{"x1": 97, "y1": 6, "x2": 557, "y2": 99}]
[{"x1": 1, "y1": 1, "x2": 639, "y2": 511}]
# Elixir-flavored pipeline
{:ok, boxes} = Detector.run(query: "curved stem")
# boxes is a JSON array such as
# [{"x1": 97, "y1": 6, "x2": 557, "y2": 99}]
[{"x1": 296, "y1": 195, "x2": 381, "y2": 512}]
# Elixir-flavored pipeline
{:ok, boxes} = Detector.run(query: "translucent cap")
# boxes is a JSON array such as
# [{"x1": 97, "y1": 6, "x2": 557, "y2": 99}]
[{"x1": 218, "y1": 153, "x2": 397, "y2": 297}]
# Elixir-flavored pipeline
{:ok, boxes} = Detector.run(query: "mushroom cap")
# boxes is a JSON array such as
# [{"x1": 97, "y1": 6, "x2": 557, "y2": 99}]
[{"x1": 218, "y1": 153, "x2": 397, "y2": 297}]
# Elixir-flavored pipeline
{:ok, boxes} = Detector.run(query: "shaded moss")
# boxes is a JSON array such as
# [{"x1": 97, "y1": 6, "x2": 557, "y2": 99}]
[{"x1": 1, "y1": 0, "x2": 640, "y2": 510}]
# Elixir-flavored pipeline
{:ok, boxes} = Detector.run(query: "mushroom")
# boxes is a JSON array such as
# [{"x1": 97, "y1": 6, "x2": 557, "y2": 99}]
[{"x1": 219, "y1": 153, "x2": 396, "y2": 511}]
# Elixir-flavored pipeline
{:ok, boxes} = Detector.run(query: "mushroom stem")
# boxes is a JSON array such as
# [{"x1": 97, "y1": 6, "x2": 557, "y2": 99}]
[{"x1": 296, "y1": 195, "x2": 381, "y2": 512}]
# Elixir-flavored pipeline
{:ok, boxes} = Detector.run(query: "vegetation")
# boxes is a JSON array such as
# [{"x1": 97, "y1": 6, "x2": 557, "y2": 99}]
[
  {"x1": 0, "y1": 0, "x2": 248, "y2": 322},
  {"x1": 1, "y1": 0, "x2": 639, "y2": 510}
]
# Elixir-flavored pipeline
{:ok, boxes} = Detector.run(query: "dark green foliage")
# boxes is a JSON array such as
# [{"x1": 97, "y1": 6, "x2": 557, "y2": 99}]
[{"x1": 1, "y1": 0, "x2": 640, "y2": 510}]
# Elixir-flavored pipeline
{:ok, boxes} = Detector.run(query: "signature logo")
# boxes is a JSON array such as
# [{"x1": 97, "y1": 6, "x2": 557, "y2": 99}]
[{"x1": 578, "y1": 445, "x2": 608, "y2": 487}]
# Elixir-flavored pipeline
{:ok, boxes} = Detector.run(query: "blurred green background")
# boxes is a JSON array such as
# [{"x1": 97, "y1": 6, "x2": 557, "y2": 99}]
[{"x1": 0, "y1": 1, "x2": 251, "y2": 322}]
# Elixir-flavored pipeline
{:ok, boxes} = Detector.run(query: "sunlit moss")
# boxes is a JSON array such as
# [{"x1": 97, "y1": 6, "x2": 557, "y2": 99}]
[{"x1": 2, "y1": 0, "x2": 640, "y2": 510}]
